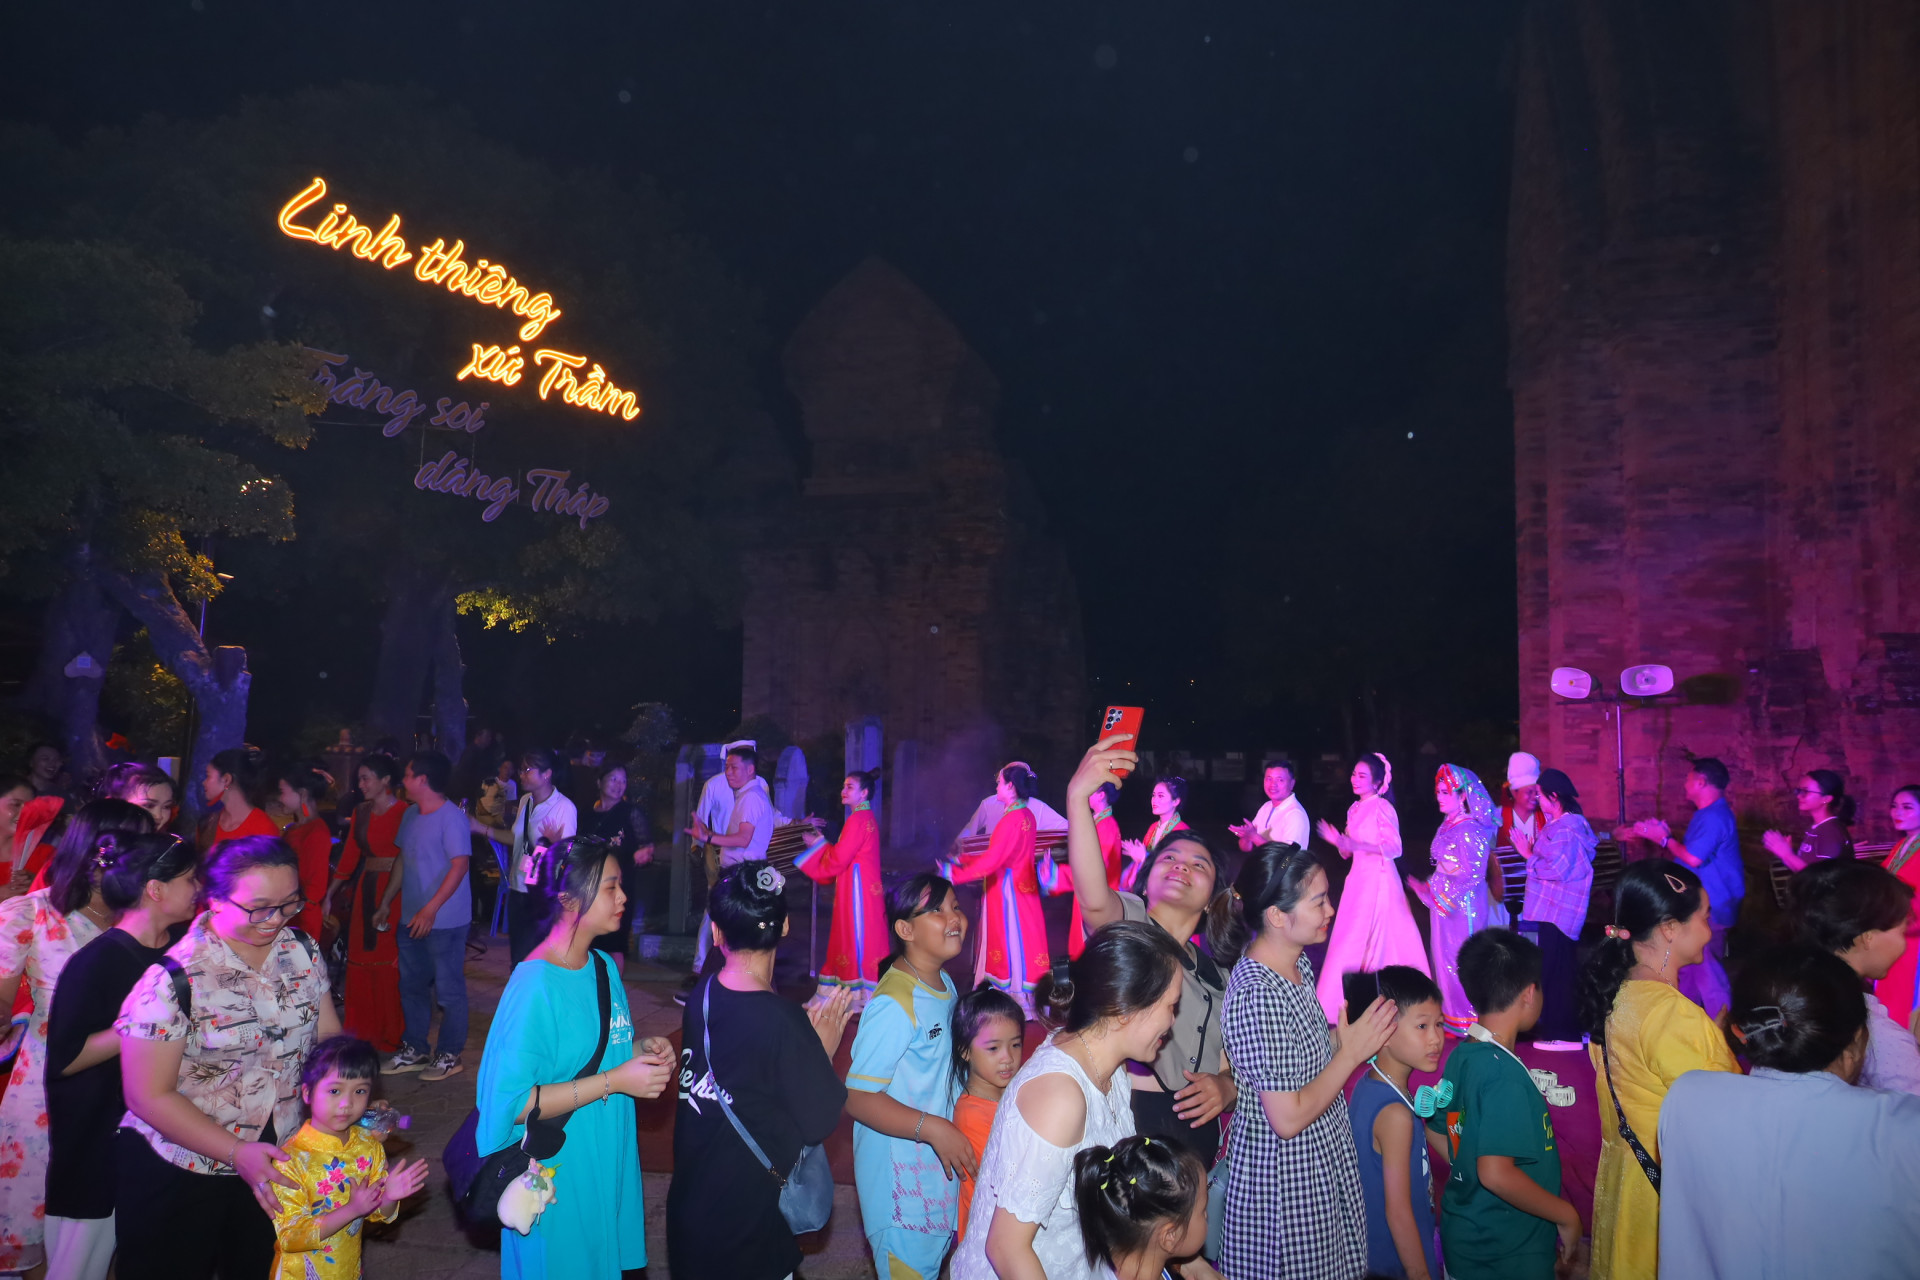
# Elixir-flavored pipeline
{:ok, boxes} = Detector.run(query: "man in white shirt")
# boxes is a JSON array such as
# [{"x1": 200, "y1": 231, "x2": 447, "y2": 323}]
[
  {"x1": 1231, "y1": 759, "x2": 1310, "y2": 852},
  {"x1": 949, "y1": 762, "x2": 1068, "y2": 852},
  {"x1": 469, "y1": 747, "x2": 577, "y2": 964},
  {"x1": 693, "y1": 740, "x2": 748, "y2": 838},
  {"x1": 681, "y1": 744, "x2": 776, "y2": 996}
]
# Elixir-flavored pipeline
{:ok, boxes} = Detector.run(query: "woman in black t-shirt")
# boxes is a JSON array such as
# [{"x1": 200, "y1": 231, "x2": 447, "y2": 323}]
[
  {"x1": 1766, "y1": 769, "x2": 1857, "y2": 873},
  {"x1": 44, "y1": 832, "x2": 200, "y2": 1280},
  {"x1": 581, "y1": 763, "x2": 655, "y2": 964},
  {"x1": 668, "y1": 860, "x2": 852, "y2": 1280}
]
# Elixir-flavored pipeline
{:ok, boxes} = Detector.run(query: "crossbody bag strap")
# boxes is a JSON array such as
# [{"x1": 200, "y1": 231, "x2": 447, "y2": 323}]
[
  {"x1": 582, "y1": 950, "x2": 612, "y2": 1078},
  {"x1": 701, "y1": 977, "x2": 785, "y2": 1185},
  {"x1": 522, "y1": 952, "x2": 615, "y2": 1144},
  {"x1": 1600, "y1": 1045, "x2": 1660, "y2": 1194}
]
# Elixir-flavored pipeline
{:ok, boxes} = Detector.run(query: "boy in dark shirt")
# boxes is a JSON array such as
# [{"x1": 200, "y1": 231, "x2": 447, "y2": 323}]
[{"x1": 1429, "y1": 928, "x2": 1580, "y2": 1279}]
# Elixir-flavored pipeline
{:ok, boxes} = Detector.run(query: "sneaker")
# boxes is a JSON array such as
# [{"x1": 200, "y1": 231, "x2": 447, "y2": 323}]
[
  {"x1": 382, "y1": 1046, "x2": 428, "y2": 1075},
  {"x1": 420, "y1": 1053, "x2": 464, "y2": 1082},
  {"x1": 672, "y1": 974, "x2": 698, "y2": 1007}
]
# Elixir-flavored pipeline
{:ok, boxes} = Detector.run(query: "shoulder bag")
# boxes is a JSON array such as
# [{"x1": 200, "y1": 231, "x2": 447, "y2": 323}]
[
  {"x1": 445, "y1": 951, "x2": 613, "y2": 1227},
  {"x1": 1599, "y1": 1043, "x2": 1660, "y2": 1193},
  {"x1": 701, "y1": 977, "x2": 835, "y2": 1233}
]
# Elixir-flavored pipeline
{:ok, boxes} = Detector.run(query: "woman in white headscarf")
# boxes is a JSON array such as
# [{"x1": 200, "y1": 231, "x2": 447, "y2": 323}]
[{"x1": 1411, "y1": 764, "x2": 1502, "y2": 1033}]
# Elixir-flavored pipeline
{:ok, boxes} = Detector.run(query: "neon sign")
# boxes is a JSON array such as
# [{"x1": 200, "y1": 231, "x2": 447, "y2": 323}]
[
  {"x1": 276, "y1": 177, "x2": 640, "y2": 421},
  {"x1": 310, "y1": 351, "x2": 488, "y2": 436},
  {"x1": 309, "y1": 350, "x2": 612, "y2": 529},
  {"x1": 415, "y1": 451, "x2": 610, "y2": 529}
]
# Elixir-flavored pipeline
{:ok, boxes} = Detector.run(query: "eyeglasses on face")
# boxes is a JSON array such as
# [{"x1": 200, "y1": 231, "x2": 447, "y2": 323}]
[{"x1": 217, "y1": 893, "x2": 307, "y2": 924}]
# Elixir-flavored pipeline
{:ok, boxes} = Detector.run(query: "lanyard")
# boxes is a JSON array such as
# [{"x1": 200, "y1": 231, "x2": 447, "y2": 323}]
[
  {"x1": 1370, "y1": 1061, "x2": 1420, "y2": 1114},
  {"x1": 1466, "y1": 1023, "x2": 1575, "y2": 1106},
  {"x1": 1465, "y1": 1022, "x2": 1531, "y2": 1074}
]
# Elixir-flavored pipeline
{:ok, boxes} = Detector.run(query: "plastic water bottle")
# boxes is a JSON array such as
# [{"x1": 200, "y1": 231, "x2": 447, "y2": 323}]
[{"x1": 355, "y1": 1109, "x2": 410, "y2": 1141}]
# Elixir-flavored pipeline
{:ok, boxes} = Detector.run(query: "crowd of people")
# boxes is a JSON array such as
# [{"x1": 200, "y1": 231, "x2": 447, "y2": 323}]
[{"x1": 0, "y1": 724, "x2": 1916, "y2": 1280}]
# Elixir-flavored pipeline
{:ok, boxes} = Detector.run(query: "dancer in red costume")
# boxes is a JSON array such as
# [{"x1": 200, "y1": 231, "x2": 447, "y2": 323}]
[
  {"x1": 795, "y1": 770, "x2": 889, "y2": 1009},
  {"x1": 944, "y1": 764, "x2": 1049, "y2": 1016}
]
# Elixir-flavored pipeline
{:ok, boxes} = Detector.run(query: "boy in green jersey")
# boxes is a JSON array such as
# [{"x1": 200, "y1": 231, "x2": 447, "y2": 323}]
[{"x1": 1428, "y1": 929, "x2": 1580, "y2": 1279}]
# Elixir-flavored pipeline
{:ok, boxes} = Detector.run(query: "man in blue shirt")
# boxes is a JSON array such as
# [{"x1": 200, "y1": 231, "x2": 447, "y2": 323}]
[
  {"x1": 1633, "y1": 757, "x2": 1742, "y2": 1019},
  {"x1": 384, "y1": 750, "x2": 473, "y2": 1081}
]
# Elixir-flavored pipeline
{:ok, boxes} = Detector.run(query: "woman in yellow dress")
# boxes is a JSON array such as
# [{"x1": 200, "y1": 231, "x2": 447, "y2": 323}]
[{"x1": 1578, "y1": 859, "x2": 1738, "y2": 1280}]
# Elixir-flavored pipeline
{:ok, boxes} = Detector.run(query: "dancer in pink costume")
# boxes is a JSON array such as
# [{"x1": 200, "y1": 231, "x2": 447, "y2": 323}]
[{"x1": 1314, "y1": 753, "x2": 1431, "y2": 1019}]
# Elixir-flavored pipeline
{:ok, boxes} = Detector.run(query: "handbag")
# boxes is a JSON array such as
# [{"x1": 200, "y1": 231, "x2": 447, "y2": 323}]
[
  {"x1": 1599, "y1": 1044, "x2": 1660, "y2": 1193},
  {"x1": 445, "y1": 951, "x2": 613, "y2": 1227},
  {"x1": 701, "y1": 977, "x2": 835, "y2": 1234}
]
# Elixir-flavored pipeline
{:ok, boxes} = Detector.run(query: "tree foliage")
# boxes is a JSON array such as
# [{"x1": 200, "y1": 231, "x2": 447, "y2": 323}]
[{"x1": 1, "y1": 83, "x2": 774, "y2": 760}]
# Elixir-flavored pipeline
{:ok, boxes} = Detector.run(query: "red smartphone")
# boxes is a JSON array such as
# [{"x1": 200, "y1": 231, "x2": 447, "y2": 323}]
[{"x1": 1100, "y1": 706, "x2": 1145, "y2": 777}]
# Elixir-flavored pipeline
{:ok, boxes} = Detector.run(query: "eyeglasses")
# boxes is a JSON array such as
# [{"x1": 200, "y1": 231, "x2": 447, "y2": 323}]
[
  {"x1": 1793, "y1": 787, "x2": 1827, "y2": 797},
  {"x1": 218, "y1": 893, "x2": 307, "y2": 925}
]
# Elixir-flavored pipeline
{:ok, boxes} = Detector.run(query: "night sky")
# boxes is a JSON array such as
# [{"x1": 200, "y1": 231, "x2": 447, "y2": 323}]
[{"x1": 5, "y1": 2, "x2": 1523, "y2": 768}]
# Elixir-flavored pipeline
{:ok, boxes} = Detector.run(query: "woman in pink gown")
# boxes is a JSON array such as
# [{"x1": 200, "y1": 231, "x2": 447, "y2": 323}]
[{"x1": 1314, "y1": 753, "x2": 1431, "y2": 1019}]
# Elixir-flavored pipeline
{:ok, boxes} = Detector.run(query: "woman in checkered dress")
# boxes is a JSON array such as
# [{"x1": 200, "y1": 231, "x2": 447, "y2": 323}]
[{"x1": 1220, "y1": 844, "x2": 1398, "y2": 1280}]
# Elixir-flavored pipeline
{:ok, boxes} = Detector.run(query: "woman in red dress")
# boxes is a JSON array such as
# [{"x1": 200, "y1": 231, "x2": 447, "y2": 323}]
[
  {"x1": 1119, "y1": 776, "x2": 1189, "y2": 891},
  {"x1": 794, "y1": 769, "x2": 889, "y2": 1008},
  {"x1": 1040, "y1": 781, "x2": 1123, "y2": 958},
  {"x1": 945, "y1": 763, "x2": 1049, "y2": 1015},
  {"x1": 197, "y1": 747, "x2": 279, "y2": 854},
  {"x1": 325, "y1": 754, "x2": 405, "y2": 1052},
  {"x1": 1876, "y1": 784, "x2": 1920, "y2": 1026},
  {"x1": 276, "y1": 761, "x2": 335, "y2": 943}
]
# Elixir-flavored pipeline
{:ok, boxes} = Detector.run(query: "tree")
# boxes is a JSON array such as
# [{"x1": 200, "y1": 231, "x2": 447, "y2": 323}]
[
  {"x1": 3, "y1": 85, "x2": 768, "y2": 767},
  {"x1": 0, "y1": 232, "x2": 321, "y2": 794}
]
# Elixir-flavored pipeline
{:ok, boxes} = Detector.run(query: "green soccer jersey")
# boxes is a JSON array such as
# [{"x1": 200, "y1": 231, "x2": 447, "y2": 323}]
[{"x1": 1427, "y1": 1038, "x2": 1562, "y2": 1280}]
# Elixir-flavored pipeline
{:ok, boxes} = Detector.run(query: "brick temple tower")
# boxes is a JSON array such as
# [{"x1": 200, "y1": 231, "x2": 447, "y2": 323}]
[
  {"x1": 1509, "y1": 1, "x2": 1920, "y2": 841},
  {"x1": 741, "y1": 259, "x2": 1086, "y2": 854}
]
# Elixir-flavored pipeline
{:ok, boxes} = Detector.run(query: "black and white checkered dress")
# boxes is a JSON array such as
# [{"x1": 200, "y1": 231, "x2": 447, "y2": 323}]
[{"x1": 1219, "y1": 953, "x2": 1368, "y2": 1280}]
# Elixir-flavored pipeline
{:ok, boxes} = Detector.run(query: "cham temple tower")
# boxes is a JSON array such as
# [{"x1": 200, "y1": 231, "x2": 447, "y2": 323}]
[
  {"x1": 741, "y1": 258, "x2": 1086, "y2": 857},
  {"x1": 1510, "y1": 1, "x2": 1920, "y2": 840}
]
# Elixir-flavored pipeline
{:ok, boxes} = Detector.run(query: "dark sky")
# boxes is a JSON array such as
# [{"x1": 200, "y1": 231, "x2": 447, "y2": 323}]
[{"x1": 5, "y1": 1, "x2": 1523, "y2": 761}]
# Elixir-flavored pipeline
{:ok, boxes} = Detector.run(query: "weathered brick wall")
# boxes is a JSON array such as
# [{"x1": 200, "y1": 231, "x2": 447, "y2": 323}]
[
  {"x1": 742, "y1": 260, "x2": 1086, "y2": 853},
  {"x1": 1512, "y1": 1, "x2": 1920, "y2": 841}
]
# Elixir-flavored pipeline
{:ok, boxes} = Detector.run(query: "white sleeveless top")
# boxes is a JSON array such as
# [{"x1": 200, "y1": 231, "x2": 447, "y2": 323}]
[{"x1": 950, "y1": 1034, "x2": 1135, "y2": 1280}]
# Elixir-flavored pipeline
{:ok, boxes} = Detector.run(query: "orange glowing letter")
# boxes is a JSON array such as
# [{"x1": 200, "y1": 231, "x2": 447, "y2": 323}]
[
  {"x1": 277, "y1": 177, "x2": 328, "y2": 241},
  {"x1": 534, "y1": 349, "x2": 588, "y2": 400}
]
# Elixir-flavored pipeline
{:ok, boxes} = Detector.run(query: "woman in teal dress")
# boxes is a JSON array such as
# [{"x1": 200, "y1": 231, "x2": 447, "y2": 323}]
[{"x1": 476, "y1": 836, "x2": 676, "y2": 1278}]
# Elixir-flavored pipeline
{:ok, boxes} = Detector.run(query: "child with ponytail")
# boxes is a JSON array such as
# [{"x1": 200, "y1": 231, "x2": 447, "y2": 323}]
[
  {"x1": 1071, "y1": 1135, "x2": 1222, "y2": 1280},
  {"x1": 1579, "y1": 859, "x2": 1738, "y2": 1280}
]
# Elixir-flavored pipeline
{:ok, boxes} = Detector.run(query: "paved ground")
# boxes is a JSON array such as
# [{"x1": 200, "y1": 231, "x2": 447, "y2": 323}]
[{"x1": 362, "y1": 935, "x2": 880, "y2": 1280}]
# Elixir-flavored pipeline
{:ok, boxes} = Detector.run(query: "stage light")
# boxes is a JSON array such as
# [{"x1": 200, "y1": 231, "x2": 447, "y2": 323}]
[
  {"x1": 1550, "y1": 667, "x2": 1593, "y2": 700},
  {"x1": 1620, "y1": 664, "x2": 1675, "y2": 697}
]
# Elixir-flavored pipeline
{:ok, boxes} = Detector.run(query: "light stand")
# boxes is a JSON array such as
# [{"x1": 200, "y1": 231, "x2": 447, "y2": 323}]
[{"x1": 1551, "y1": 665, "x2": 1676, "y2": 825}]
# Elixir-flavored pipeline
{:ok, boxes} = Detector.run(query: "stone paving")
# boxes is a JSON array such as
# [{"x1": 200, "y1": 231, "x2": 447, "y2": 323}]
[{"x1": 361, "y1": 938, "x2": 879, "y2": 1280}]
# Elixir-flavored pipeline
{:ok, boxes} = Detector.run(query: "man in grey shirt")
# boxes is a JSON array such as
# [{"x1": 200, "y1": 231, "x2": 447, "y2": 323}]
[{"x1": 383, "y1": 750, "x2": 473, "y2": 1081}]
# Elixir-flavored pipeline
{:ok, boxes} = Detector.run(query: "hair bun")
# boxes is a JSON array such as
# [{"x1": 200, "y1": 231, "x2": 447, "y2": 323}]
[{"x1": 1035, "y1": 971, "x2": 1076, "y2": 1026}]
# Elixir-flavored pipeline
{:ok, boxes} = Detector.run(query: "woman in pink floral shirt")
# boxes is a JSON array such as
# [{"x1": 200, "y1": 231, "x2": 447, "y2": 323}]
[
  {"x1": 117, "y1": 834, "x2": 339, "y2": 1280},
  {"x1": 0, "y1": 798, "x2": 151, "y2": 1272}
]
